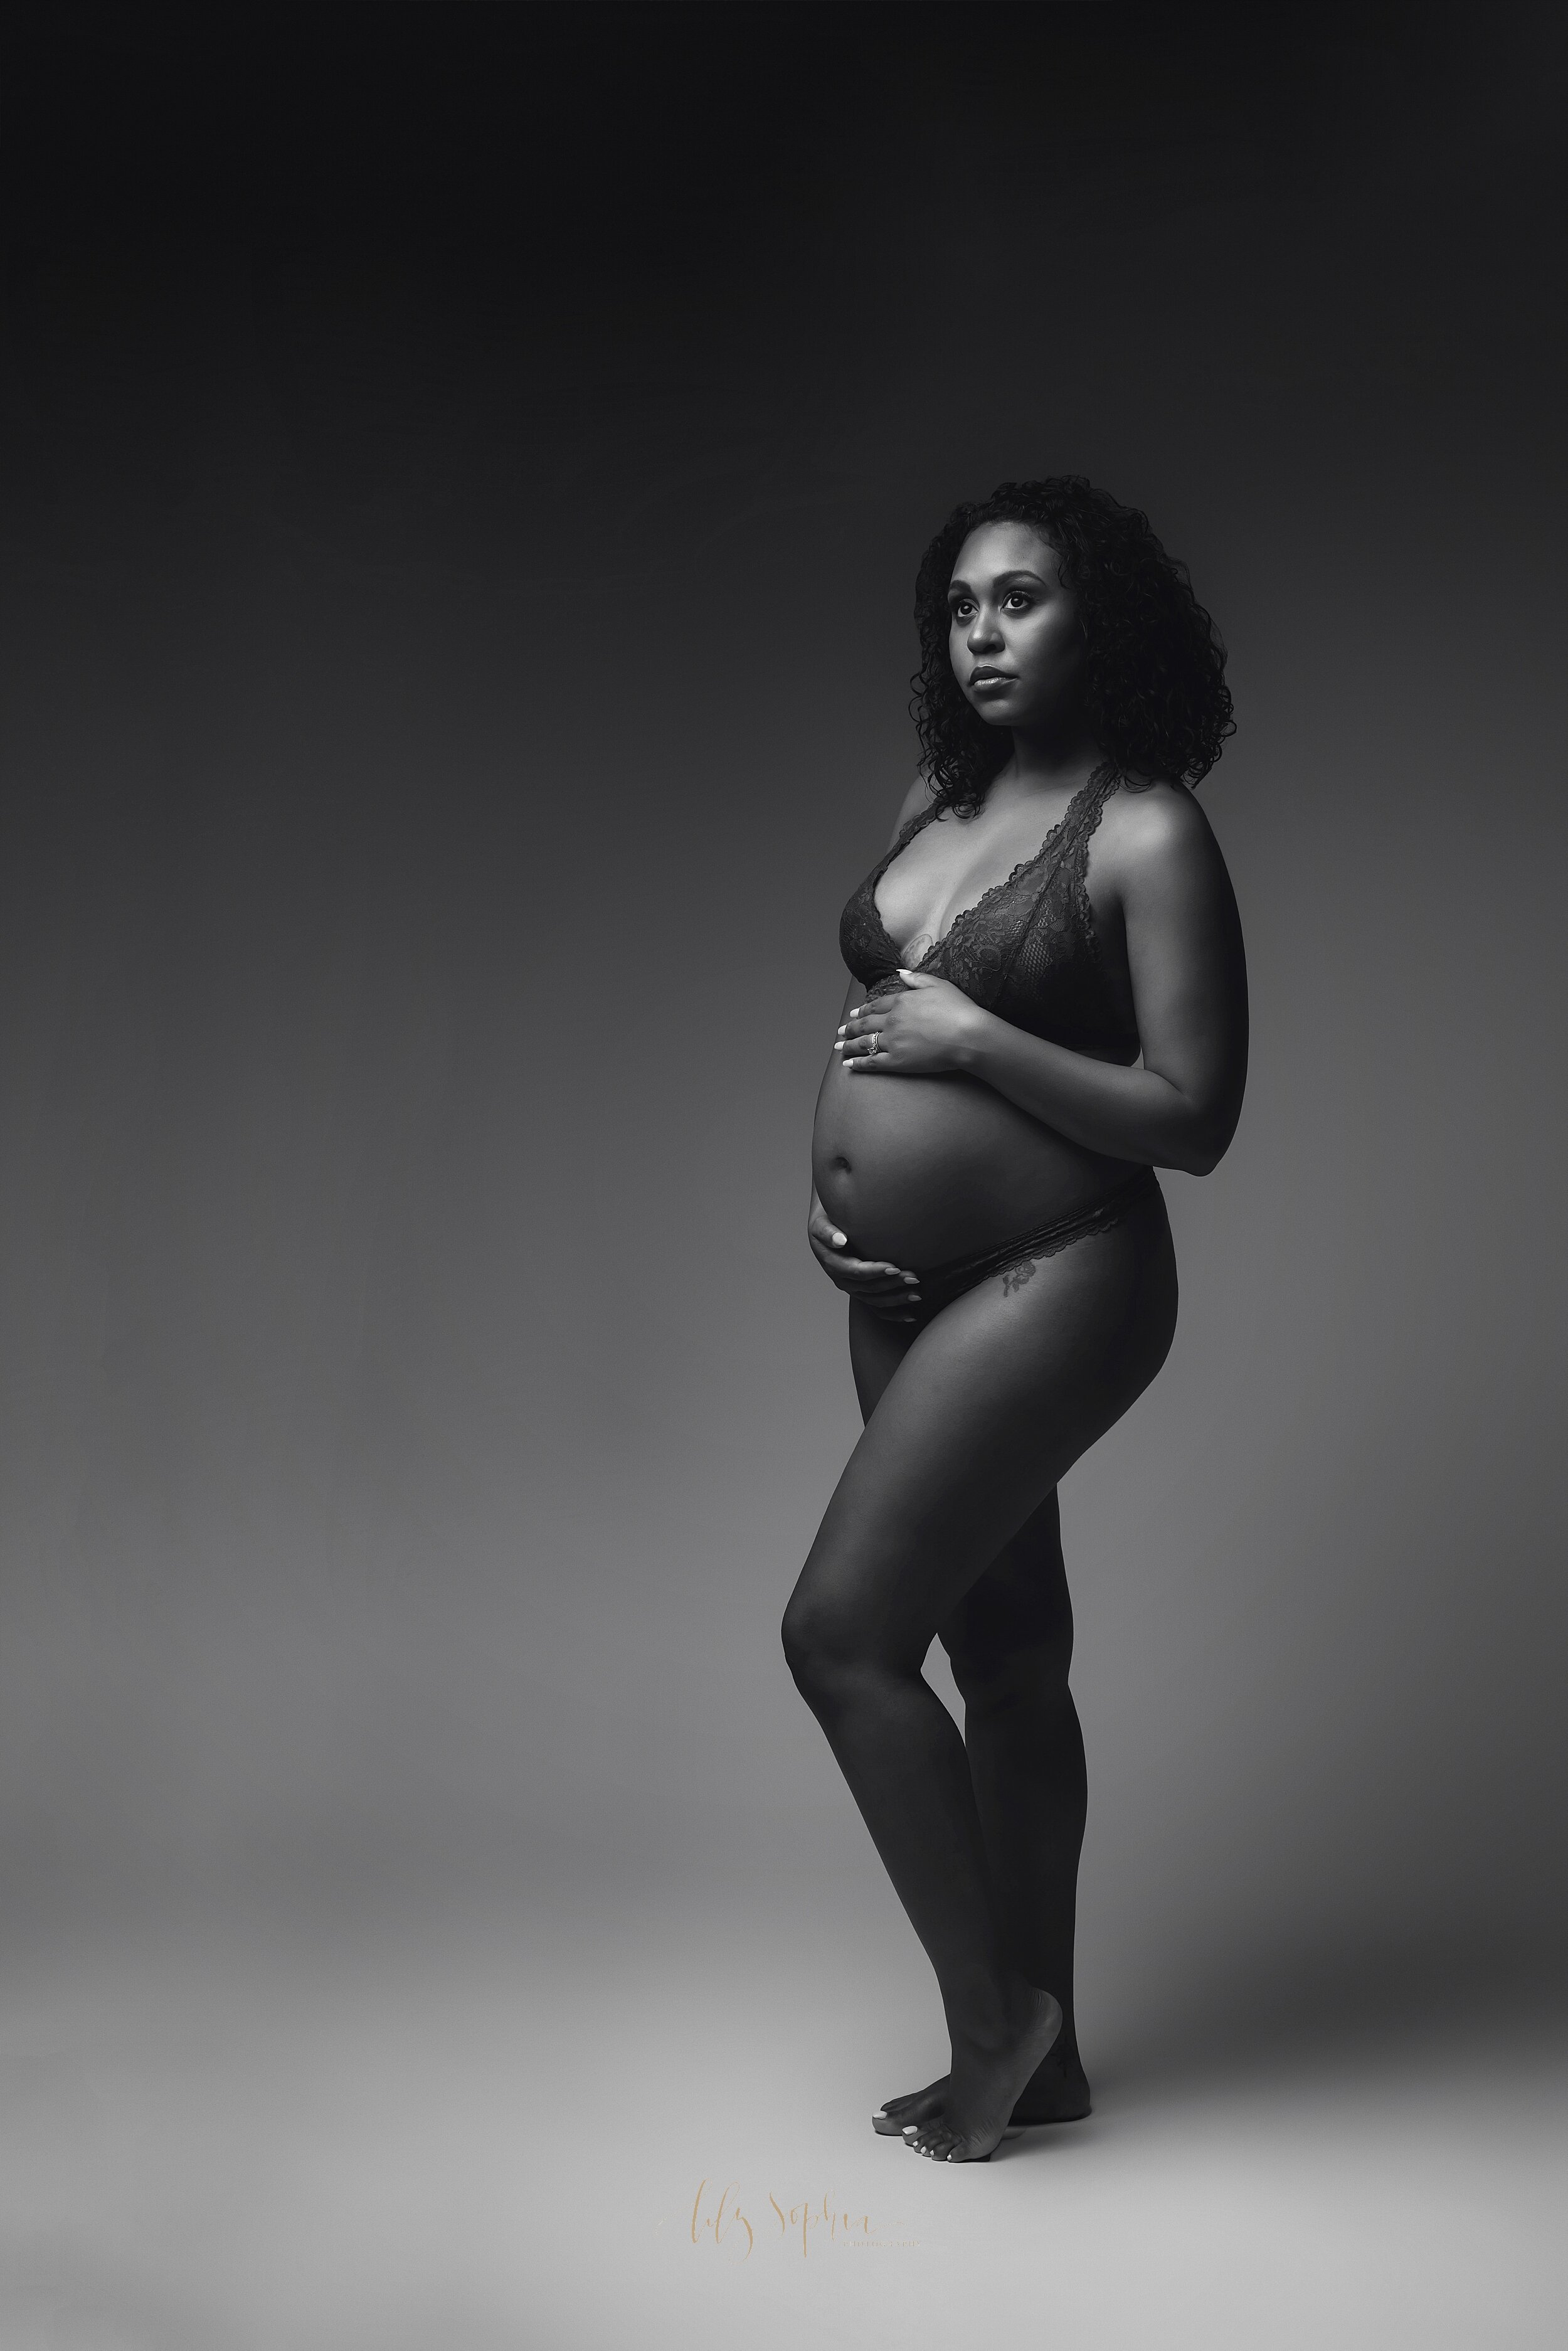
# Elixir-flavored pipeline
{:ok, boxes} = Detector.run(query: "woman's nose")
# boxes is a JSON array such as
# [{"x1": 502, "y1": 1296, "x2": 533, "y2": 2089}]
[{"x1": 967, "y1": 608, "x2": 1003, "y2": 650}]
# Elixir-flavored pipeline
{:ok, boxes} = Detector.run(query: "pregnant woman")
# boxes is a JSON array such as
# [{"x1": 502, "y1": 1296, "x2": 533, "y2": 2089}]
[{"x1": 783, "y1": 476, "x2": 1248, "y2": 2163}]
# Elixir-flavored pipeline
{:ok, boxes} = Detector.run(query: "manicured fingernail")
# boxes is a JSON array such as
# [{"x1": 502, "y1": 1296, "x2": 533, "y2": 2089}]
[
  {"x1": 832, "y1": 1233, "x2": 846, "y2": 1246},
  {"x1": 903, "y1": 1273, "x2": 918, "y2": 1284},
  {"x1": 833, "y1": 1040, "x2": 843, "y2": 1051},
  {"x1": 836, "y1": 1025, "x2": 845, "y2": 1036}
]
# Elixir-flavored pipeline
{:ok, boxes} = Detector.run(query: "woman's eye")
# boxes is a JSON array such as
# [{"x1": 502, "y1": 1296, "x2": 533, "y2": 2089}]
[{"x1": 1004, "y1": 592, "x2": 1033, "y2": 610}]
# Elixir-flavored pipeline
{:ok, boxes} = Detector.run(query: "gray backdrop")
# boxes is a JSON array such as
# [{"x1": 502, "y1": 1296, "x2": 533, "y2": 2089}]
[{"x1": 2, "y1": 4, "x2": 1564, "y2": 2074}]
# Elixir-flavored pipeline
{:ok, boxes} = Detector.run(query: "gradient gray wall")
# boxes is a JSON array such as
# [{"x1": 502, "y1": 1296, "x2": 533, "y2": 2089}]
[{"x1": 2, "y1": 4, "x2": 1564, "y2": 2047}]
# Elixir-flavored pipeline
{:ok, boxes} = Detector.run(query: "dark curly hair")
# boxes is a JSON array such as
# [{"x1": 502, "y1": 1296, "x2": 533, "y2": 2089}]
[{"x1": 913, "y1": 477, "x2": 1234, "y2": 815}]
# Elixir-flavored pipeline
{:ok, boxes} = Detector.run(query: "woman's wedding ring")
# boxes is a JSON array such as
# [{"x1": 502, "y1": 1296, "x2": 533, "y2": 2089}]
[{"x1": 867, "y1": 1030, "x2": 881, "y2": 1056}]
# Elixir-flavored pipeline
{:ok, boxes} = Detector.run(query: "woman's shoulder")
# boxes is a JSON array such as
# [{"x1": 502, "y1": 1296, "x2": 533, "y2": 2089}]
[
  {"x1": 886, "y1": 773, "x2": 936, "y2": 847},
  {"x1": 1103, "y1": 775, "x2": 1217, "y2": 856},
  {"x1": 1098, "y1": 775, "x2": 1232, "y2": 904}
]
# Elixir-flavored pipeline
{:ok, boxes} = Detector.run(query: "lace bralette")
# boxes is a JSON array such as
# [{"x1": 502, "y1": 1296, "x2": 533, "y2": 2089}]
[{"x1": 838, "y1": 766, "x2": 1141, "y2": 1063}]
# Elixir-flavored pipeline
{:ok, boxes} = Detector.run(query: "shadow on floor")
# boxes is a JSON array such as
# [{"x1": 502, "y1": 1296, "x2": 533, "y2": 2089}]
[{"x1": 1091, "y1": 1933, "x2": 1568, "y2": 2105}]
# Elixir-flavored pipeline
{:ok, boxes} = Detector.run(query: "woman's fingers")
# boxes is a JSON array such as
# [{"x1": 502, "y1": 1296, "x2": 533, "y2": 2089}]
[
  {"x1": 836, "y1": 1023, "x2": 899, "y2": 1063},
  {"x1": 864, "y1": 1292, "x2": 923, "y2": 1323},
  {"x1": 804, "y1": 1211, "x2": 919, "y2": 1293},
  {"x1": 812, "y1": 1247, "x2": 916, "y2": 1290},
  {"x1": 807, "y1": 1236, "x2": 920, "y2": 1298},
  {"x1": 819, "y1": 1273, "x2": 924, "y2": 1319},
  {"x1": 839, "y1": 1275, "x2": 923, "y2": 1308}
]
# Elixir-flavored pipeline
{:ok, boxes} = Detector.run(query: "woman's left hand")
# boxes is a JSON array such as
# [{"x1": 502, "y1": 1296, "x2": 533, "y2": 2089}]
[{"x1": 835, "y1": 971, "x2": 986, "y2": 1076}]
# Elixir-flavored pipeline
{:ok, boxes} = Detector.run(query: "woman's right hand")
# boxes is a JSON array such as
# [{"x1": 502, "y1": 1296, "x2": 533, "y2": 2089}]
[{"x1": 807, "y1": 1192, "x2": 923, "y2": 1322}]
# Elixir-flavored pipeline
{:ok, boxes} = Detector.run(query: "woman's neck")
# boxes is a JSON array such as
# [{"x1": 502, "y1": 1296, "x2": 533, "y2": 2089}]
[{"x1": 986, "y1": 723, "x2": 1106, "y2": 810}]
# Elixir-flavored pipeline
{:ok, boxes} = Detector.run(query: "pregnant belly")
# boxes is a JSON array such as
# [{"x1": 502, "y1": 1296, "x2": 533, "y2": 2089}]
[{"x1": 812, "y1": 1051, "x2": 1136, "y2": 1271}]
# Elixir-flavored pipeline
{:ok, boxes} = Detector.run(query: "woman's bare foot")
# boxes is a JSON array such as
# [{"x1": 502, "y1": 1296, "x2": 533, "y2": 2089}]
[
  {"x1": 897, "y1": 1984, "x2": 1062, "y2": 2163},
  {"x1": 873, "y1": 2040, "x2": 1091, "y2": 2135}
]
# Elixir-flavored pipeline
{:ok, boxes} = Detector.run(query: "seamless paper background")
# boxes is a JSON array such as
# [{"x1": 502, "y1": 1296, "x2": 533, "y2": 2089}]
[{"x1": 1, "y1": 0, "x2": 1564, "y2": 2098}]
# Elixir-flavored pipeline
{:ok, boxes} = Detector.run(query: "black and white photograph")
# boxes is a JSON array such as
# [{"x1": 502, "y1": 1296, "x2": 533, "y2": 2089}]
[{"x1": 1, "y1": 4, "x2": 1564, "y2": 2344}]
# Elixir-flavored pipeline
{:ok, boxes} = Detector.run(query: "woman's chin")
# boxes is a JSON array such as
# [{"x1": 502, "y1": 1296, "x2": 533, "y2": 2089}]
[{"x1": 967, "y1": 699, "x2": 1015, "y2": 728}]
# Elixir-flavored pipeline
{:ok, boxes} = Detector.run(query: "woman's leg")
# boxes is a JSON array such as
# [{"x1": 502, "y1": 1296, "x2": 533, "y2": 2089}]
[
  {"x1": 946, "y1": 1490, "x2": 1086, "y2": 2069},
  {"x1": 884, "y1": 1495, "x2": 1091, "y2": 2125},
  {"x1": 781, "y1": 1200, "x2": 1176, "y2": 2160},
  {"x1": 950, "y1": 1491, "x2": 1091, "y2": 2096},
  {"x1": 876, "y1": 1494, "x2": 1094, "y2": 2132},
  {"x1": 850, "y1": 1317, "x2": 1091, "y2": 2128}
]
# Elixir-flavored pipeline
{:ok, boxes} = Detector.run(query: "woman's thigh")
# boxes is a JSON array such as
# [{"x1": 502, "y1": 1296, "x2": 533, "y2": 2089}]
[
  {"x1": 795, "y1": 1202, "x2": 1177, "y2": 1669},
  {"x1": 848, "y1": 1295, "x2": 918, "y2": 1421}
]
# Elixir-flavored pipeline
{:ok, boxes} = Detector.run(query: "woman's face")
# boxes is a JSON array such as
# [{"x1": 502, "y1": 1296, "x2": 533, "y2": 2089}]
[{"x1": 947, "y1": 521, "x2": 1084, "y2": 733}]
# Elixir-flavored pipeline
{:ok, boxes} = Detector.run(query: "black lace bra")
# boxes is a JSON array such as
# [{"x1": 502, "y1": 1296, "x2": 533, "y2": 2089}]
[{"x1": 839, "y1": 765, "x2": 1142, "y2": 1064}]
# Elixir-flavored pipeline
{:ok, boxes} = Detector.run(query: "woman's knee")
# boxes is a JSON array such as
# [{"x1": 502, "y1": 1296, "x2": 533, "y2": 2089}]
[
  {"x1": 781, "y1": 1579, "x2": 912, "y2": 1706},
  {"x1": 780, "y1": 1586, "x2": 859, "y2": 1701}
]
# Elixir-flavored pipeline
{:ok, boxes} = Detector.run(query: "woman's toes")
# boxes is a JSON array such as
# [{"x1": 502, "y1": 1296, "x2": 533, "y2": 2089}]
[
  {"x1": 881, "y1": 2074, "x2": 948, "y2": 2115},
  {"x1": 877, "y1": 2081, "x2": 945, "y2": 2134},
  {"x1": 884, "y1": 2088, "x2": 938, "y2": 2118}
]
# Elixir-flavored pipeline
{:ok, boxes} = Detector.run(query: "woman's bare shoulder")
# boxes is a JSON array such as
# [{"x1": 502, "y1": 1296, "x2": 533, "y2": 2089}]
[
  {"x1": 886, "y1": 773, "x2": 933, "y2": 847},
  {"x1": 1103, "y1": 777, "x2": 1224, "y2": 869},
  {"x1": 1099, "y1": 778, "x2": 1241, "y2": 937}
]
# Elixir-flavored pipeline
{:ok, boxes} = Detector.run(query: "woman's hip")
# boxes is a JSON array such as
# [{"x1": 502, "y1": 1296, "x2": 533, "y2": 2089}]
[
  {"x1": 913, "y1": 1165, "x2": 1164, "y2": 1320},
  {"x1": 825, "y1": 1186, "x2": 1176, "y2": 1613},
  {"x1": 848, "y1": 1168, "x2": 1177, "y2": 1440}
]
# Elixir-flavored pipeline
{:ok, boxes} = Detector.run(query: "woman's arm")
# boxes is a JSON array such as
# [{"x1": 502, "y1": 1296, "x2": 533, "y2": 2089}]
[{"x1": 838, "y1": 789, "x2": 1248, "y2": 1177}]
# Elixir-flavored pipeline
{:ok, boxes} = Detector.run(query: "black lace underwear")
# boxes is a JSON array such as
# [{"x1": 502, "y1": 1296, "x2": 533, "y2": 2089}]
[
  {"x1": 913, "y1": 1166, "x2": 1160, "y2": 1317},
  {"x1": 839, "y1": 764, "x2": 1142, "y2": 1063}
]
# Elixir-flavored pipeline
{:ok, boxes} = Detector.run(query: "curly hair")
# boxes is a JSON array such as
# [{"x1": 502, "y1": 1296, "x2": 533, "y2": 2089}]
[{"x1": 912, "y1": 477, "x2": 1234, "y2": 815}]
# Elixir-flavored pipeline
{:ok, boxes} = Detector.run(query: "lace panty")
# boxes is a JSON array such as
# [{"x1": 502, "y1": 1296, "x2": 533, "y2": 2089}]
[{"x1": 914, "y1": 1166, "x2": 1160, "y2": 1319}]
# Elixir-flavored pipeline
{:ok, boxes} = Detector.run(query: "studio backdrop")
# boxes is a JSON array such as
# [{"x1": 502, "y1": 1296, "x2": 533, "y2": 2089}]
[{"x1": 1, "y1": 3, "x2": 1564, "y2": 2061}]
